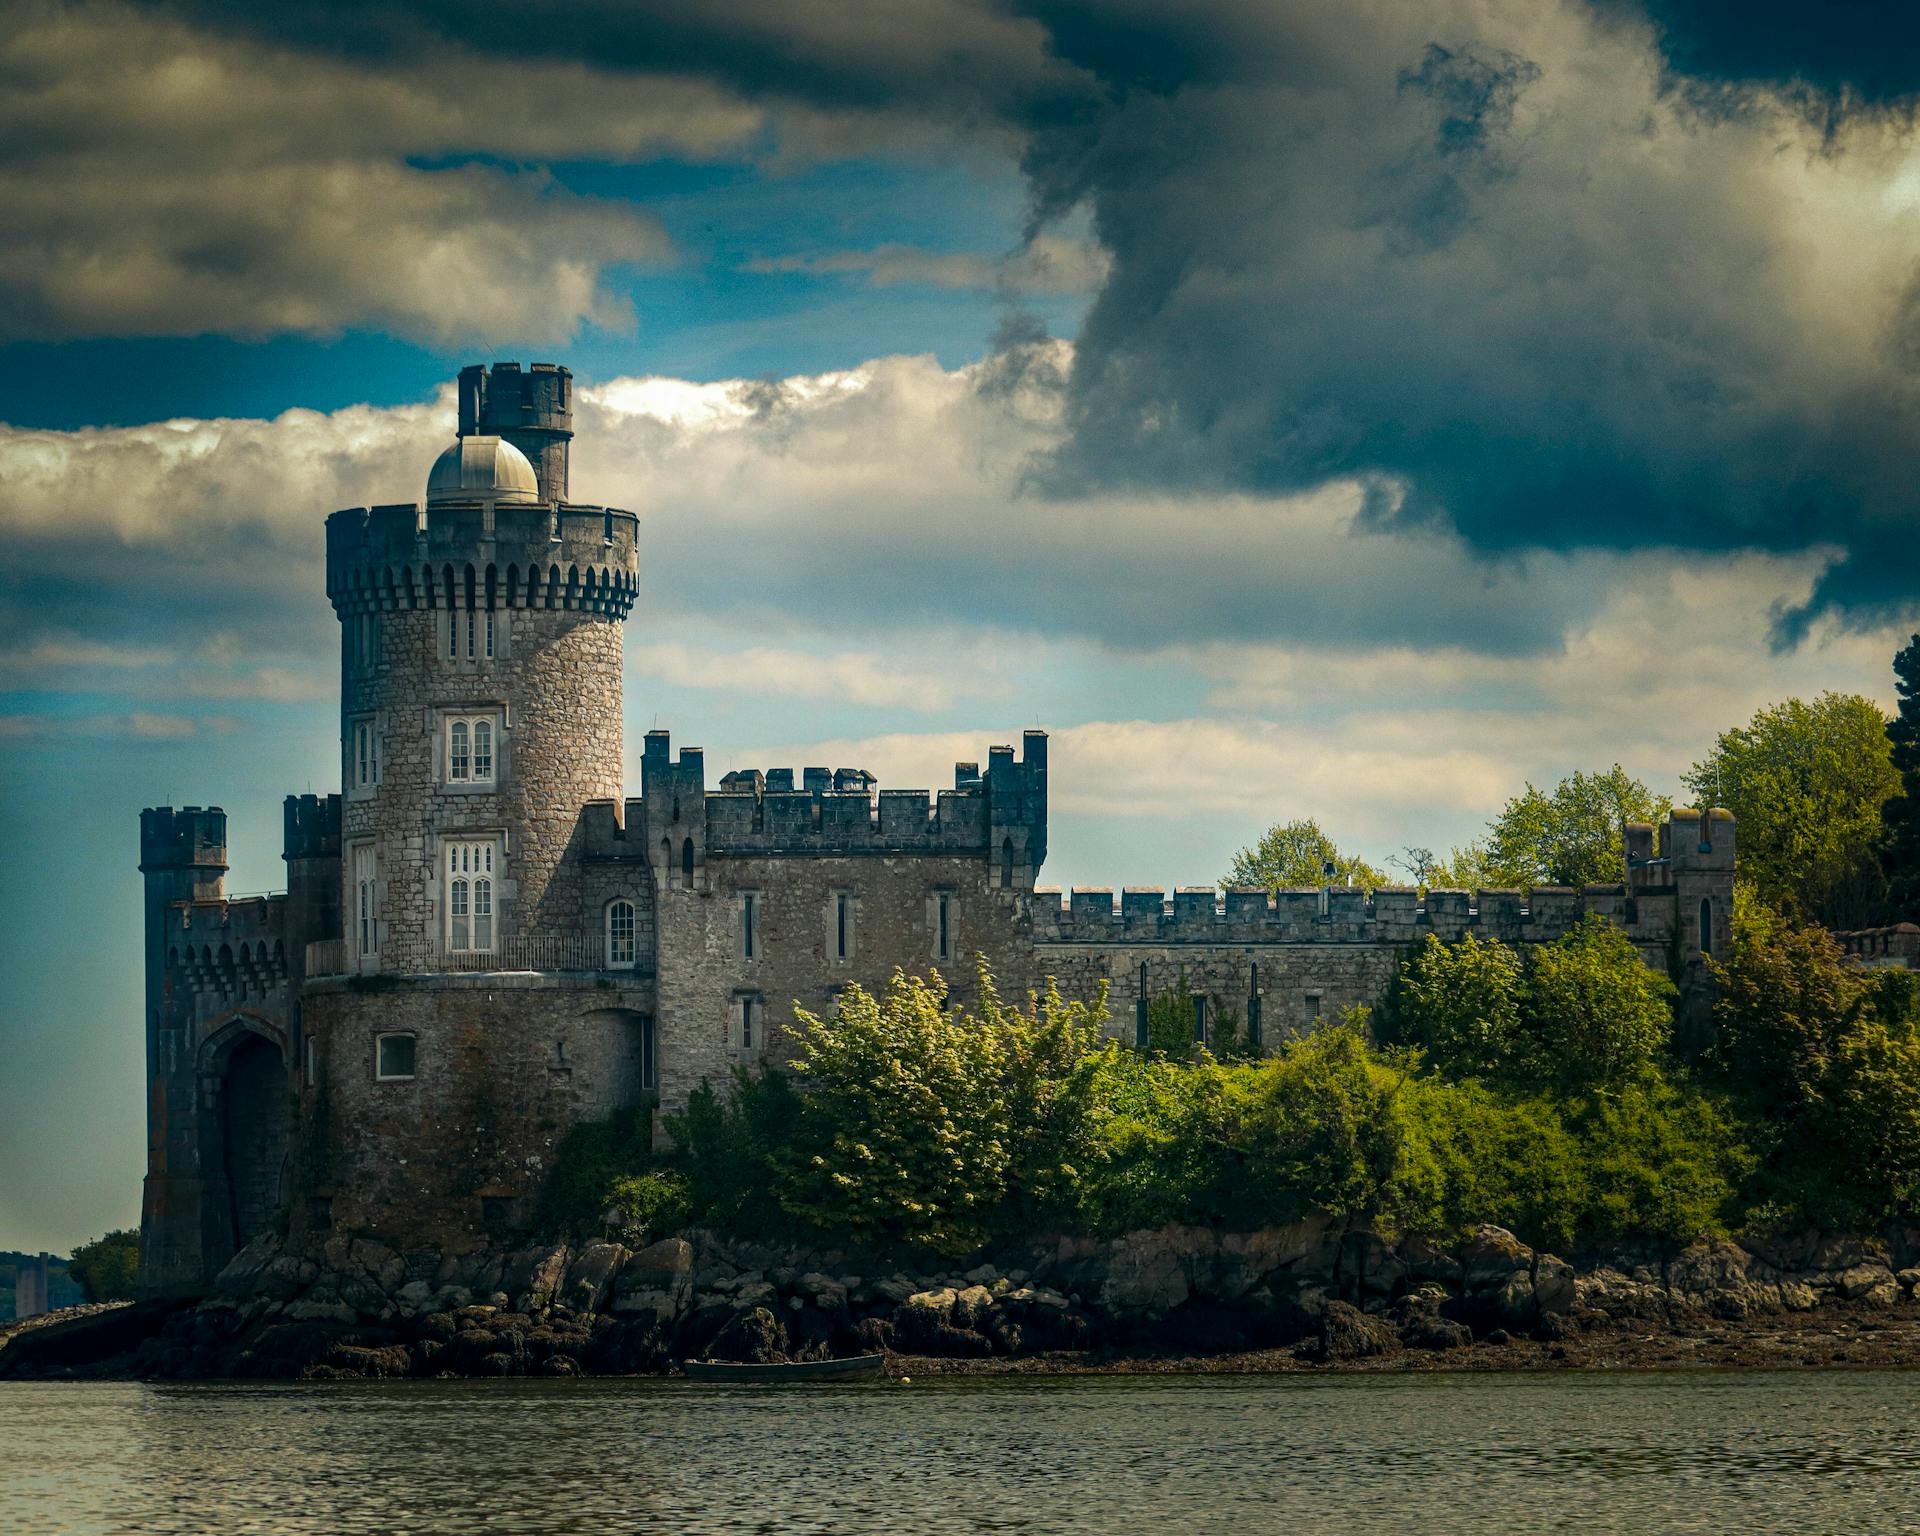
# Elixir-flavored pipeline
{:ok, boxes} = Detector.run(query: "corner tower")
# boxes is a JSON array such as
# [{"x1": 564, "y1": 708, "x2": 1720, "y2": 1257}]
[{"x1": 324, "y1": 366, "x2": 638, "y2": 974}]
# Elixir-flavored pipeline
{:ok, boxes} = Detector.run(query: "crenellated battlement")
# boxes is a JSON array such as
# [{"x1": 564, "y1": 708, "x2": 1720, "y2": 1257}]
[
  {"x1": 139, "y1": 805, "x2": 227, "y2": 872},
  {"x1": 282, "y1": 793, "x2": 340, "y2": 862},
  {"x1": 1031, "y1": 881, "x2": 1667, "y2": 947},
  {"x1": 635, "y1": 730, "x2": 1048, "y2": 859},
  {"x1": 324, "y1": 500, "x2": 639, "y2": 619}
]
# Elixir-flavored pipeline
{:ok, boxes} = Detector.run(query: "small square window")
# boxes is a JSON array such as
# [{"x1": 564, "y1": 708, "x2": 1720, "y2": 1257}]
[{"x1": 376, "y1": 1033, "x2": 416, "y2": 1081}]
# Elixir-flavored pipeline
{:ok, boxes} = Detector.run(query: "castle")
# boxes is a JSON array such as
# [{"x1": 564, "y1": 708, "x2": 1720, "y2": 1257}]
[{"x1": 136, "y1": 362, "x2": 1736, "y2": 1293}]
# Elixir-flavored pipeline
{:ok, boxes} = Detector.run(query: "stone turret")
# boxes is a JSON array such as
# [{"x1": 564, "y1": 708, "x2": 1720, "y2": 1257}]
[
  {"x1": 323, "y1": 367, "x2": 639, "y2": 974},
  {"x1": 458, "y1": 361, "x2": 572, "y2": 504}
]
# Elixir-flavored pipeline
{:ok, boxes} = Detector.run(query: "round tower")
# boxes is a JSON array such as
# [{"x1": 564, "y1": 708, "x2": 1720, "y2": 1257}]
[{"x1": 324, "y1": 380, "x2": 638, "y2": 975}]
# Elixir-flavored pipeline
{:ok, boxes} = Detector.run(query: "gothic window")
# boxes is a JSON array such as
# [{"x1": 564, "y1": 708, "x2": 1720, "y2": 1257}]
[
  {"x1": 375, "y1": 1033, "x2": 416, "y2": 1081},
  {"x1": 607, "y1": 898, "x2": 637, "y2": 969},
  {"x1": 446, "y1": 840, "x2": 496, "y2": 953},
  {"x1": 353, "y1": 844, "x2": 377, "y2": 959},
  {"x1": 351, "y1": 717, "x2": 380, "y2": 792},
  {"x1": 445, "y1": 714, "x2": 497, "y2": 785}
]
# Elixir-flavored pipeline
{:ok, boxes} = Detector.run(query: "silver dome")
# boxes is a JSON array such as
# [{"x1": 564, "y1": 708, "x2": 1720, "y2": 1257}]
[{"x1": 425, "y1": 435, "x2": 540, "y2": 505}]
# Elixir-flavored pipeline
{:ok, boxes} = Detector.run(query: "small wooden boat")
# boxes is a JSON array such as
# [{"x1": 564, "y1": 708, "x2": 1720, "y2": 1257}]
[{"x1": 682, "y1": 1352, "x2": 887, "y2": 1382}]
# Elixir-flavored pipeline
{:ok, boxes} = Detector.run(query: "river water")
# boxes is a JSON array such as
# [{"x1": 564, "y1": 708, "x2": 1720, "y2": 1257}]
[{"x1": 4, "y1": 1370, "x2": 1918, "y2": 1534}]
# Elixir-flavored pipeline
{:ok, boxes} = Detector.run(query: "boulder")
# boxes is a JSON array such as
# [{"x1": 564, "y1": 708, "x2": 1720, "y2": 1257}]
[
  {"x1": 281, "y1": 1298, "x2": 357, "y2": 1324},
  {"x1": 1391, "y1": 1294, "x2": 1471, "y2": 1351},
  {"x1": 1835, "y1": 1263, "x2": 1900, "y2": 1305},
  {"x1": 1533, "y1": 1255, "x2": 1576, "y2": 1315},
  {"x1": 951, "y1": 1285, "x2": 994, "y2": 1331},
  {"x1": 501, "y1": 1245, "x2": 571, "y2": 1312},
  {"x1": 613, "y1": 1238, "x2": 695, "y2": 1321},
  {"x1": 1100, "y1": 1230, "x2": 1191, "y2": 1317},
  {"x1": 702, "y1": 1307, "x2": 787, "y2": 1364},
  {"x1": 1297, "y1": 1300, "x2": 1400, "y2": 1363},
  {"x1": 1459, "y1": 1226, "x2": 1533, "y2": 1292},
  {"x1": 214, "y1": 1232, "x2": 282, "y2": 1296},
  {"x1": 559, "y1": 1242, "x2": 629, "y2": 1313},
  {"x1": 1667, "y1": 1240, "x2": 1753, "y2": 1298}
]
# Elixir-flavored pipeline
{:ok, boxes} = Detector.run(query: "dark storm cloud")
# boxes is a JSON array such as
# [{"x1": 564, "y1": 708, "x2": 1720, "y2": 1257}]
[
  {"x1": 1610, "y1": 0, "x2": 1920, "y2": 105},
  {"x1": 30, "y1": 1, "x2": 1920, "y2": 641}
]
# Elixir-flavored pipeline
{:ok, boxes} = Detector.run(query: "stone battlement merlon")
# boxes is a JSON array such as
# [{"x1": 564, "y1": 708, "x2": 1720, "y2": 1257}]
[
  {"x1": 324, "y1": 501, "x2": 639, "y2": 620},
  {"x1": 630, "y1": 729, "x2": 1048, "y2": 863},
  {"x1": 1031, "y1": 882, "x2": 1660, "y2": 947}
]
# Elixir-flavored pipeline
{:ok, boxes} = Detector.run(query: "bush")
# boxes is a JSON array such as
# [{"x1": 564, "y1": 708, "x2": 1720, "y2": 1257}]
[
  {"x1": 665, "y1": 1067, "x2": 808, "y2": 1238},
  {"x1": 776, "y1": 967, "x2": 1111, "y2": 1253},
  {"x1": 67, "y1": 1229, "x2": 139, "y2": 1303},
  {"x1": 1525, "y1": 916, "x2": 1675, "y2": 1086},
  {"x1": 1391, "y1": 932, "x2": 1529, "y2": 1080}
]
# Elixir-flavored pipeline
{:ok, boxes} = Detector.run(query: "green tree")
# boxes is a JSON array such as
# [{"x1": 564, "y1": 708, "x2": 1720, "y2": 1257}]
[
  {"x1": 1391, "y1": 931, "x2": 1530, "y2": 1080},
  {"x1": 1883, "y1": 636, "x2": 1920, "y2": 921},
  {"x1": 1226, "y1": 818, "x2": 1384, "y2": 891},
  {"x1": 1485, "y1": 767, "x2": 1671, "y2": 887},
  {"x1": 1685, "y1": 692, "x2": 1898, "y2": 927},
  {"x1": 778, "y1": 967, "x2": 1111, "y2": 1253},
  {"x1": 67, "y1": 1229, "x2": 139, "y2": 1303},
  {"x1": 1524, "y1": 915, "x2": 1675, "y2": 1086}
]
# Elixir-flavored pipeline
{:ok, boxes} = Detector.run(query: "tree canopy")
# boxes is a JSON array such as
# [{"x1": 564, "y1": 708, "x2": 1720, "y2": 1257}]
[
  {"x1": 1484, "y1": 766, "x2": 1671, "y2": 887},
  {"x1": 1883, "y1": 636, "x2": 1920, "y2": 922},
  {"x1": 1226, "y1": 817, "x2": 1385, "y2": 891},
  {"x1": 1684, "y1": 692, "x2": 1897, "y2": 927}
]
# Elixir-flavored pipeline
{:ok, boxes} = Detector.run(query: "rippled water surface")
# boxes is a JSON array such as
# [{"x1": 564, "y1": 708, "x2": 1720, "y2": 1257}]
[{"x1": 5, "y1": 1371, "x2": 1920, "y2": 1534}]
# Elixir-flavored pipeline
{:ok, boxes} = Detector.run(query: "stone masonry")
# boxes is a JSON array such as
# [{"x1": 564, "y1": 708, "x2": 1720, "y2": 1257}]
[{"x1": 135, "y1": 360, "x2": 1738, "y2": 1293}]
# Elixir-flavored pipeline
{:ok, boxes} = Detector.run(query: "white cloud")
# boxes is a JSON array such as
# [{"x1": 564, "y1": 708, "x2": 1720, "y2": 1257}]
[{"x1": 630, "y1": 640, "x2": 1006, "y2": 711}]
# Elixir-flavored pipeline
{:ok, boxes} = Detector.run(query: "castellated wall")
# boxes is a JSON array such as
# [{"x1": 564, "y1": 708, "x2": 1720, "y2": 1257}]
[
  {"x1": 652, "y1": 854, "x2": 1031, "y2": 1118},
  {"x1": 300, "y1": 973, "x2": 657, "y2": 1252}
]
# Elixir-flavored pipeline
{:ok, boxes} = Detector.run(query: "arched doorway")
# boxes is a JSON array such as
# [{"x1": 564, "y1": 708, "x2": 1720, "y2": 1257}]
[{"x1": 221, "y1": 1034, "x2": 291, "y2": 1250}]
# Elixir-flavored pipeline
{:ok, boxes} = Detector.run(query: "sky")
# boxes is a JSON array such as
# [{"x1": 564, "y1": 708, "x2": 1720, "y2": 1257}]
[{"x1": 2, "y1": 0, "x2": 1919, "y2": 1255}]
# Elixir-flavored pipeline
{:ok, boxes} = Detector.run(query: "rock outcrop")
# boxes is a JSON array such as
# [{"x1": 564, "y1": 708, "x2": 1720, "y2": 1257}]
[{"x1": 9, "y1": 1219, "x2": 1920, "y2": 1382}]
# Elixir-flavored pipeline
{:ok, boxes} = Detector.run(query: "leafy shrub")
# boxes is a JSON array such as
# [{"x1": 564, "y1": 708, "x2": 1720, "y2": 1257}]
[
  {"x1": 67, "y1": 1228, "x2": 140, "y2": 1303},
  {"x1": 1524, "y1": 916, "x2": 1675, "y2": 1086},
  {"x1": 1391, "y1": 932, "x2": 1529, "y2": 1080}
]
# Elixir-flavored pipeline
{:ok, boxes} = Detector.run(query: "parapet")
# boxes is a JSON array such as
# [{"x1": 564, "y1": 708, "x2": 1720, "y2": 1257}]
[
  {"x1": 640, "y1": 729, "x2": 1045, "y2": 857},
  {"x1": 282, "y1": 793, "x2": 341, "y2": 862},
  {"x1": 140, "y1": 806, "x2": 227, "y2": 872},
  {"x1": 1032, "y1": 882, "x2": 1631, "y2": 947},
  {"x1": 324, "y1": 499, "x2": 638, "y2": 620}
]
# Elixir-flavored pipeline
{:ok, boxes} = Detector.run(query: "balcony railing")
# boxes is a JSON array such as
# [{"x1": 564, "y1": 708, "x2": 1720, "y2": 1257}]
[
  {"x1": 304, "y1": 933, "x2": 641, "y2": 979},
  {"x1": 446, "y1": 934, "x2": 609, "y2": 972}
]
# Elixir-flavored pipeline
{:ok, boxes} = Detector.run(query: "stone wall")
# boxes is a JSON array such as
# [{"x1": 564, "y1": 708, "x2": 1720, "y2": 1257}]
[
  {"x1": 652, "y1": 852, "x2": 1031, "y2": 1115},
  {"x1": 301, "y1": 972, "x2": 658, "y2": 1251},
  {"x1": 338, "y1": 605, "x2": 626, "y2": 971}
]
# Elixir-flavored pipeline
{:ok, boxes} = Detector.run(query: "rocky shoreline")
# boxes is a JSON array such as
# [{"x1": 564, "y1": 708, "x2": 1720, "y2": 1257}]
[{"x1": 7, "y1": 1220, "x2": 1920, "y2": 1382}]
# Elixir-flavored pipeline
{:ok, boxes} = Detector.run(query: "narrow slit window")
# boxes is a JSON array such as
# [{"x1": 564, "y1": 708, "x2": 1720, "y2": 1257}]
[
  {"x1": 936, "y1": 894, "x2": 950, "y2": 961},
  {"x1": 1248, "y1": 961, "x2": 1262, "y2": 1047},
  {"x1": 466, "y1": 608, "x2": 476, "y2": 660},
  {"x1": 835, "y1": 893, "x2": 849, "y2": 960},
  {"x1": 485, "y1": 608, "x2": 495, "y2": 658},
  {"x1": 1192, "y1": 994, "x2": 1208, "y2": 1044},
  {"x1": 353, "y1": 844, "x2": 377, "y2": 958},
  {"x1": 742, "y1": 893, "x2": 756, "y2": 959},
  {"x1": 1699, "y1": 897, "x2": 1713, "y2": 957}
]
